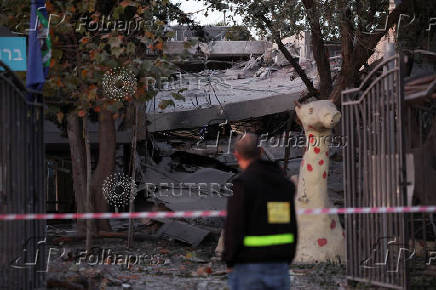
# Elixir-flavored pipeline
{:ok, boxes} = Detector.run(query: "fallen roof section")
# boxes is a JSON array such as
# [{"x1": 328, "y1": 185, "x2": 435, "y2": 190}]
[
  {"x1": 146, "y1": 52, "x2": 313, "y2": 132},
  {"x1": 148, "y1": 92, "x2": 301, "y2": 132}
]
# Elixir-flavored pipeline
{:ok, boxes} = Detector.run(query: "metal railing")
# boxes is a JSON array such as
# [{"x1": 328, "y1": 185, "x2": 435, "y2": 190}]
[
  {"x1": 404, "y1": 99, "x2": 436, "y2": 286},
  {"x1": 342, "y1": 53, "x2": 408, "y2": 289},
  {"x1": 0, "y1": 61, "x2": 46, "y2": 289}
]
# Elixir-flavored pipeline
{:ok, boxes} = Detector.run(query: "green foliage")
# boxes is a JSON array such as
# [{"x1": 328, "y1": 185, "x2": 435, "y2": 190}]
[
  {"x1": 171, "y1": 88, "x2": 187, "y2": 101},
  {"x1": 203, "y1": 0, "x2": 391, "y2": 42},
  {"x1": 0, "y1": 0, "x2": 30, "y2": 36},
  {"x1": 0, "y1": 0, "x2": 196, "y2": 123},
  {"x1": 396, "y1": 0, "x2": 436, "y2": 52},
  {"x1": 43, "y1": 1, "x2": 171, "y2": 116},
  {"x1": 204, "y1": 0, "x2": 306, "y2": 39}
]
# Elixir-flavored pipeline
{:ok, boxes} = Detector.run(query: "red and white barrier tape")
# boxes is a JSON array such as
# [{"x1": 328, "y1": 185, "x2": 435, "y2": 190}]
[
  {"x1": 0, "y1": 210, "x2": 226, "y2": 221},
  {"x1": 0, "y1": 206, "x2": 436, "y2": 221},
  {"x1": 298, "y1": 206, "x2": 436, "y2": 215}
]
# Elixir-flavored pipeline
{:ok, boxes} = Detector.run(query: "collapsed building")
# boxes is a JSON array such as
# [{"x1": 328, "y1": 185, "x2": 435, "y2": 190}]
[{"x1": 44, "y1": 27, "x2": 345, "y2": 247}]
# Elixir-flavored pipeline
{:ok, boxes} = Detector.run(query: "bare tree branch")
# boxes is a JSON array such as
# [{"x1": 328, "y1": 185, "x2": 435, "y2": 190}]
[{"x1": 258, "y1": 13, "x2": 318, "y2": 97}]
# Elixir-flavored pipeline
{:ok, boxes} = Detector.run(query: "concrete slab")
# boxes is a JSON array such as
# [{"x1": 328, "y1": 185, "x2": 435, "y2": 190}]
[
  {"x1": 156, "y1": 220, "x2": 210, "y2": 247},
  {"x1": 148, "y1": 92, "x2": 301, "y2": 132},
  {"x1": 150, "y1": 189, "x2": 227, "y2": 212},
  {"x1": 164, "y1": 41, "x2": 272, "y2": 57},
  {"x1": 179, "y1": 168, "x2": 234, "y2": 184},
  {"x1": 141, "y1": 162, "x2": 234, "y2": 212}
]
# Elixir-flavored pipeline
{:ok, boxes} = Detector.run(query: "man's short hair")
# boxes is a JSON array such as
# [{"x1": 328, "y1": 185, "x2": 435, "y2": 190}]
[{"x1": 234, "y1": 133, "x2": 261, "y2": 160}]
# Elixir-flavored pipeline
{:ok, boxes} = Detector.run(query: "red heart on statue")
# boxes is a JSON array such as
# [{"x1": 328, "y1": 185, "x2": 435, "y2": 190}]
[
  {"x1": 330, "y1": 219, "x2": 336, "y2": 229},
  {"x1": 318, "y1": 238, "x2": 327, "y2": 247}
]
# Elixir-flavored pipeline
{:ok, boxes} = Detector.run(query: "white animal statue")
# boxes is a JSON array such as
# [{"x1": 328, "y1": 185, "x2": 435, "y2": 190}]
[
  {"x1": 216, "y1": 229, "x2": 224, "y2": 257},
  {"x1": 215, "y1": 100, "x2": 345, "y2": 262},
  {"x1": 293, "y1": 99, "x2": 345, "y2": 263}
]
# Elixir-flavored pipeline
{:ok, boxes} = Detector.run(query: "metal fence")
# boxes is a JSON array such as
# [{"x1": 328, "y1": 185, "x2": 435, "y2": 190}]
[
  {"x1": 0, "y1": 62, "x2": 46, "y2": 289},
  {"x1": 342, "y1": 53, "x2": 408, "y2": 289},
  {"x1": 404, "y1": 97, "x2": 436, "y2": 285}
]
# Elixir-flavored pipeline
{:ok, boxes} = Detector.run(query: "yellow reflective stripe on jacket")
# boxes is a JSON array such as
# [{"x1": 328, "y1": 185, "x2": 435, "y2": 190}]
[{"x1": 243, "y1": 233, "x2": 295, "y2": 247}]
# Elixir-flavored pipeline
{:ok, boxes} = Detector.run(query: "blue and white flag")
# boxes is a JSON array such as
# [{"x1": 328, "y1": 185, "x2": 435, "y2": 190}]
[{"x1": 26, "y1": 0, "x2": 51, "y2": 95}]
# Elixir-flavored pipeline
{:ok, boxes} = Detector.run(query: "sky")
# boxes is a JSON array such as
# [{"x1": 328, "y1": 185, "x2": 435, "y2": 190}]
[{"x1": 171, "y1": 0, "x2": 242, "y2": 26}]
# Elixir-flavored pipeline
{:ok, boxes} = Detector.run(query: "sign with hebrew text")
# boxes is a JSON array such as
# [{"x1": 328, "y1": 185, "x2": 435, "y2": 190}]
[{"x1": 0, "y1": 37, "x2": 26, "y2": 71}]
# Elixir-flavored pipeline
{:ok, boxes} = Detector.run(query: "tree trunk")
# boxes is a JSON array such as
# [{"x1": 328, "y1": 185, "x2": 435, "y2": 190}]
[
  {"x1": 302, "y1": 0, "x2": 332, "y2": 99},
  {"x1": 127, "y1": 104, "x2": 139, "y2": 247},
  {"x1": 329, "y1": 0, "x2": 409, "y2": 103},
  {"x1": 330, "y1": 5, "x2": 355, "y2": 104},
  {"x1": 283, "y1": 110, "x2": 296, "y2": 173},
  {"x1": 66, "y1": 113, "x2": 87, "y2": 235},
  {"x1": 427, "y1": 115, "x2": 436, "y2": 157},
  {"x1": 90, "y1": 109, "x2": 116, "y2": 232},
  {"x1": 84, "y1": 117, "x2": 93, "y2": 250}
]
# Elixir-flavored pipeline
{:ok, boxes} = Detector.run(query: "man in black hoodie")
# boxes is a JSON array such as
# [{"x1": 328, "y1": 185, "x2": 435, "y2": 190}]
[{"x1": 223, "y1": 133, "x2": 298, "y2": 290}]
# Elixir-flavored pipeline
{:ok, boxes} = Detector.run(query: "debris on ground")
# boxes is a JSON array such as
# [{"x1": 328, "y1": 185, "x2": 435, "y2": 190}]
[
  {"x1": 156, "y1": 220, "x2": 210, "y2": 247},
  {"x1": 45, "y1": 224, "x2": 347, "y2": 289}
]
